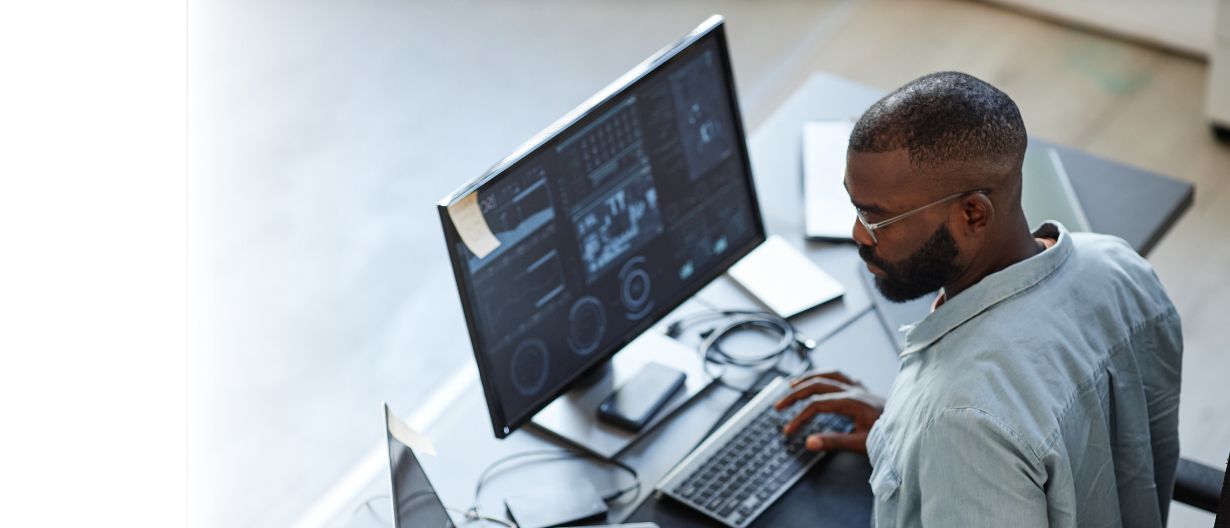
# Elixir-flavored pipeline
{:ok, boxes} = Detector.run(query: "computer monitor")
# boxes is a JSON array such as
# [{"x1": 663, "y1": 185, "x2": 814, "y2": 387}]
[{"x1": 438, "y1": 15, "x2": 765, "y2": 439}]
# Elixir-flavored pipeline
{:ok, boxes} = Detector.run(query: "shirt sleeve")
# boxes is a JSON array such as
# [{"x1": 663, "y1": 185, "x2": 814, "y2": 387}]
[
  {"x1": 918, "y1": 408, "x2": 1048, "y2": 527},
  {"x1": 1139, "y1": 307, "x2": 1183, "y2": 520}
]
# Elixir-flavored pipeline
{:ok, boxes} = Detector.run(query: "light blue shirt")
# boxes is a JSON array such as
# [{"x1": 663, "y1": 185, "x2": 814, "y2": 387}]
[{"x1": 866, "y1": 222, "x2": 1183, "y2": 527}]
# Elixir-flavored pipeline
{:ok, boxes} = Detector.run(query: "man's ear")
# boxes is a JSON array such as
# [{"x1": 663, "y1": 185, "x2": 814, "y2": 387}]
[{"x1": 959, "y1": 192, "x2": 993, "y2": 235}]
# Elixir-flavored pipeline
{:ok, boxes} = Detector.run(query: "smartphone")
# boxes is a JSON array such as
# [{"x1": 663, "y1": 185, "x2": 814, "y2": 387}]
[{"x1": 597, "y1": 362, "x2": 686, "y2": 432}]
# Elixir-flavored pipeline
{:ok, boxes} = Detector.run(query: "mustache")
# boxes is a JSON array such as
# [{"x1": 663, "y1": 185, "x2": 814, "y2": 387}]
[{"x1": 858, "y1": 244, "x2": 888, "y2": 269}]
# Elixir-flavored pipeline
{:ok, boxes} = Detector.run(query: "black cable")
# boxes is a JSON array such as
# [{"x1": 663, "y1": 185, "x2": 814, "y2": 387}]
[
  {"x1": 447, "y1": 506, "x2": 515, "y2": 527},
  {"x1": 350, "y1": 493, "x2": 512, "y2": 528},
  {"x1": 665, "y1": 309, "x2": 809, "y2": 391},
  {"x1": 666, "y1": 306, "x2": 873, "y2": 393}
]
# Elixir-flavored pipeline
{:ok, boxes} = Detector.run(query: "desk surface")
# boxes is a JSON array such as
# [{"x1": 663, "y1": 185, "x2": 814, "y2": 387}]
[{"x1": 332, "y1": 71, "x2": 1192, "y2": 528}]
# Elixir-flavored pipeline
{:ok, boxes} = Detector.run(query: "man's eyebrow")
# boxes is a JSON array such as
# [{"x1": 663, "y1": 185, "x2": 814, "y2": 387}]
[
  {"x1": 854, "y1": 202, "x2": 888, "y2": 214},
  {"x1": 842, "y1": 179, "x2": 888, "y2": 214}
]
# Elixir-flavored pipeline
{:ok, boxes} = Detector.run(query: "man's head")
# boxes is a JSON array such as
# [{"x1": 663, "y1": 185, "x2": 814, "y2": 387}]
[{"x1": 845, "y1": 71, "x2": 1028, "y2": 302}]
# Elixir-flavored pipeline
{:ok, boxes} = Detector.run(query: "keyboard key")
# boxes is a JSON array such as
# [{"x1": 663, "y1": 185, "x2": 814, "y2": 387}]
[
  {"x1": 718, "y1": 497, "x2": 741, "y2": 516},
  {"x1": 733, "y1": 485, "x2": 752, "y2": 501}
]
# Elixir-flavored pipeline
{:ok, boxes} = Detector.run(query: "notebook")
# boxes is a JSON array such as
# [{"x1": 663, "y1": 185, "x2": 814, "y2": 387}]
[{"x1": 802, "y1": 120, "x2": 857, "y2": 241}]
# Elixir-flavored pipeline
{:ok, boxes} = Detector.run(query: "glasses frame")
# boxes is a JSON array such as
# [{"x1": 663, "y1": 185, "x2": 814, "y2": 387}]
[{"x1": 855, "y1": 190, "x2": 988, "y2": 245}]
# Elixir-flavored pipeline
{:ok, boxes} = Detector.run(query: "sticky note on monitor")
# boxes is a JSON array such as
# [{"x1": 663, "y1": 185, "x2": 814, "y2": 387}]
[
  {"x1": 728, "y1": 235, "x2": 844, "y2": 319},
  {"x1": 446, "y1": 191, "x2": 501, "y2": 259}
]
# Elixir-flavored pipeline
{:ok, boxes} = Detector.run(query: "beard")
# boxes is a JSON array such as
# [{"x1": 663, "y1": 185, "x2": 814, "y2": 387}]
[{"x1": 860, "y1": 224, "x2": 962, "y2": 303}]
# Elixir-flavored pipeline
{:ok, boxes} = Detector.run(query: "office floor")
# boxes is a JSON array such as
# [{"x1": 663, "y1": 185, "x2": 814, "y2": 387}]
[{"x1": 190, "y1": 1, "x2": 1228, "y2": 526}]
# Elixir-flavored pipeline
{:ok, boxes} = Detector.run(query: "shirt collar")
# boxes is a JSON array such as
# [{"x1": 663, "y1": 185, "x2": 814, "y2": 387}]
[{"x1": 900, "y1": 222, "x2": 1072, "y2": 357}]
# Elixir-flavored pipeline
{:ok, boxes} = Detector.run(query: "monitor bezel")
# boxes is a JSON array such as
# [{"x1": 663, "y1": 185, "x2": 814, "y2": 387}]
[{"x1": 436, "y1": 15, "x2": 766, "y2": 439}]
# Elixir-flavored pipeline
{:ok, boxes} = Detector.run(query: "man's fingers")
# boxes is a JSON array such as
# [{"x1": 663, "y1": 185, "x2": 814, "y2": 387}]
[
  {"x1": 805, "y1": 431, "x2": 867, "y2": 454},
  {"x1": 773, "y1": 378, "x2": 848, "y2": 410},
  {"x1": 789, "y1": 370, "x2": 857, "y2": 388},
  {"x1": 781, "y1": 395, "x2": 864, "y2": 435}
]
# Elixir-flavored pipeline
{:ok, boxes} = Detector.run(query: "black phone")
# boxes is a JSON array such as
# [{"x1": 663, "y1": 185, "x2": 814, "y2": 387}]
[{"x1": 597, "y1": 362, "x2": 687, "y2": 432}]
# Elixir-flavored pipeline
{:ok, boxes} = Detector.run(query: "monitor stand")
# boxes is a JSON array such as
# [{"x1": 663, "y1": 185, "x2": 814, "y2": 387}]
[{"x1": 530, "y1": 330, "x2": 712, "y2": 460}]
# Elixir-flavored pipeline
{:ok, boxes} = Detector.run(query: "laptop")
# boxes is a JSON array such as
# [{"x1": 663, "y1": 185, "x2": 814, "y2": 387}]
[{"x1": 383, "y1": 403, "x2": 454, "y2": 528}]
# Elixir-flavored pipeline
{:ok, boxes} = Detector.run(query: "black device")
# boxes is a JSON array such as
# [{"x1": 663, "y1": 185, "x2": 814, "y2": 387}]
[
  {"x1": 438, "y1": 15, "x2": 765, "y2": 439},
  {"x1": 503, "y1": 479, "x2": 609, "y2": 528},
  {"x1": 597, "y1": 362, "x2": 687, "y2": 432}
]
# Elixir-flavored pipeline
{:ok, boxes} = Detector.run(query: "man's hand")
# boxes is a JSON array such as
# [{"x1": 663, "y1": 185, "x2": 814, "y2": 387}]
[{"x1": 773, "y1": 370, "x2": 885, "y2": 453}]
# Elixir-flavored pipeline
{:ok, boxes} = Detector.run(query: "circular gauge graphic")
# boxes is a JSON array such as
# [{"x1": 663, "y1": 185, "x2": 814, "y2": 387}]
[
  {"x1": 619, "y1": 256, "x2": 654, "y2": 321},
  {"x1": 567, "y1": 296, "x2": 606, "y2": 356},
  {"x1": 509, "y1": 339, "x2": 549, "y2": 396}
]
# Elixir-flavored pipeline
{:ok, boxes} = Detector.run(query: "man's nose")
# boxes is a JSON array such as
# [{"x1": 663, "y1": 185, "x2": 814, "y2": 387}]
[{"x1": 852, "y1": 217, "x2": 875, "y2": 246}]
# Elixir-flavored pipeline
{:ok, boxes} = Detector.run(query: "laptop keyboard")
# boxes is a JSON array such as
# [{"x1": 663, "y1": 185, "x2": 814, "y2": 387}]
[{"x1": 668, "y1": 402, "x2": 851, "y2": 527}]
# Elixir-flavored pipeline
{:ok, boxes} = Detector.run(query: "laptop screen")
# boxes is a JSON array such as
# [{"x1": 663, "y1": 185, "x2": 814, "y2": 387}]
[{"x1": 385, "y1": 405, "x2": 454, "y2": 528}]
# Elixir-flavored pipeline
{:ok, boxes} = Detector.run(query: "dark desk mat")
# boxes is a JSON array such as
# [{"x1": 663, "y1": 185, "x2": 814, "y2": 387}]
[{"x1": 623, "y1": 370, "x2": 874, "y2": 527}]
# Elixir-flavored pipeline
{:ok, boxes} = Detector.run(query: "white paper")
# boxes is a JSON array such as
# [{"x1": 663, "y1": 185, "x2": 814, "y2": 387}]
[
  {"x1": 803, "y1": 120, "x2": 857, "y2": 240},
  {"x1": 728, "y1": 235, "x2": 845, "y2": 319}
]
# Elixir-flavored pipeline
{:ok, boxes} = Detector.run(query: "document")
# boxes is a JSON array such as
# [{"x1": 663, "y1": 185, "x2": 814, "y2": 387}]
[
  {"x1": 728, "y1": 235, "x2": 844, "y2": 319},
  {"x1": 803, "y1": 120, "x2": 857, "y2": 241}
]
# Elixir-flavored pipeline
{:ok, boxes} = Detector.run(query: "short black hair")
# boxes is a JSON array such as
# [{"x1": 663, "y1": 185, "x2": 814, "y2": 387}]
[{"x1": 849, "y1": 71, "x2": 1026, "y2": 174}]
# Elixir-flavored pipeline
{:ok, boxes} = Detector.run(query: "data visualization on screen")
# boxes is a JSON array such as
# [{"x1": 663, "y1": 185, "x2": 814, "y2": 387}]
[{"x1": 439, "y1": 18, "x2": 763, "y2": 438}]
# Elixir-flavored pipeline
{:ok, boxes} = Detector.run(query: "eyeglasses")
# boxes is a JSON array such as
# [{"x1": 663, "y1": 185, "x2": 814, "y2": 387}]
[{"x1": 855, "y1": 190, "x2": 988, "y2": 245}]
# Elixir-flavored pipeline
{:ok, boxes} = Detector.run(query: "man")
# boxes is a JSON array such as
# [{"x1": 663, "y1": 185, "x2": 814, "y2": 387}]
[{"x1": 776, "y1": 71, "x2": 1183, "y2": 527}]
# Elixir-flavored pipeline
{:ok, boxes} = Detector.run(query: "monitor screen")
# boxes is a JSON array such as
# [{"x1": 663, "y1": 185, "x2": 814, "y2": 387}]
[{"x1": 438, "y1": 16, "x2": 764, "y2": 439}]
